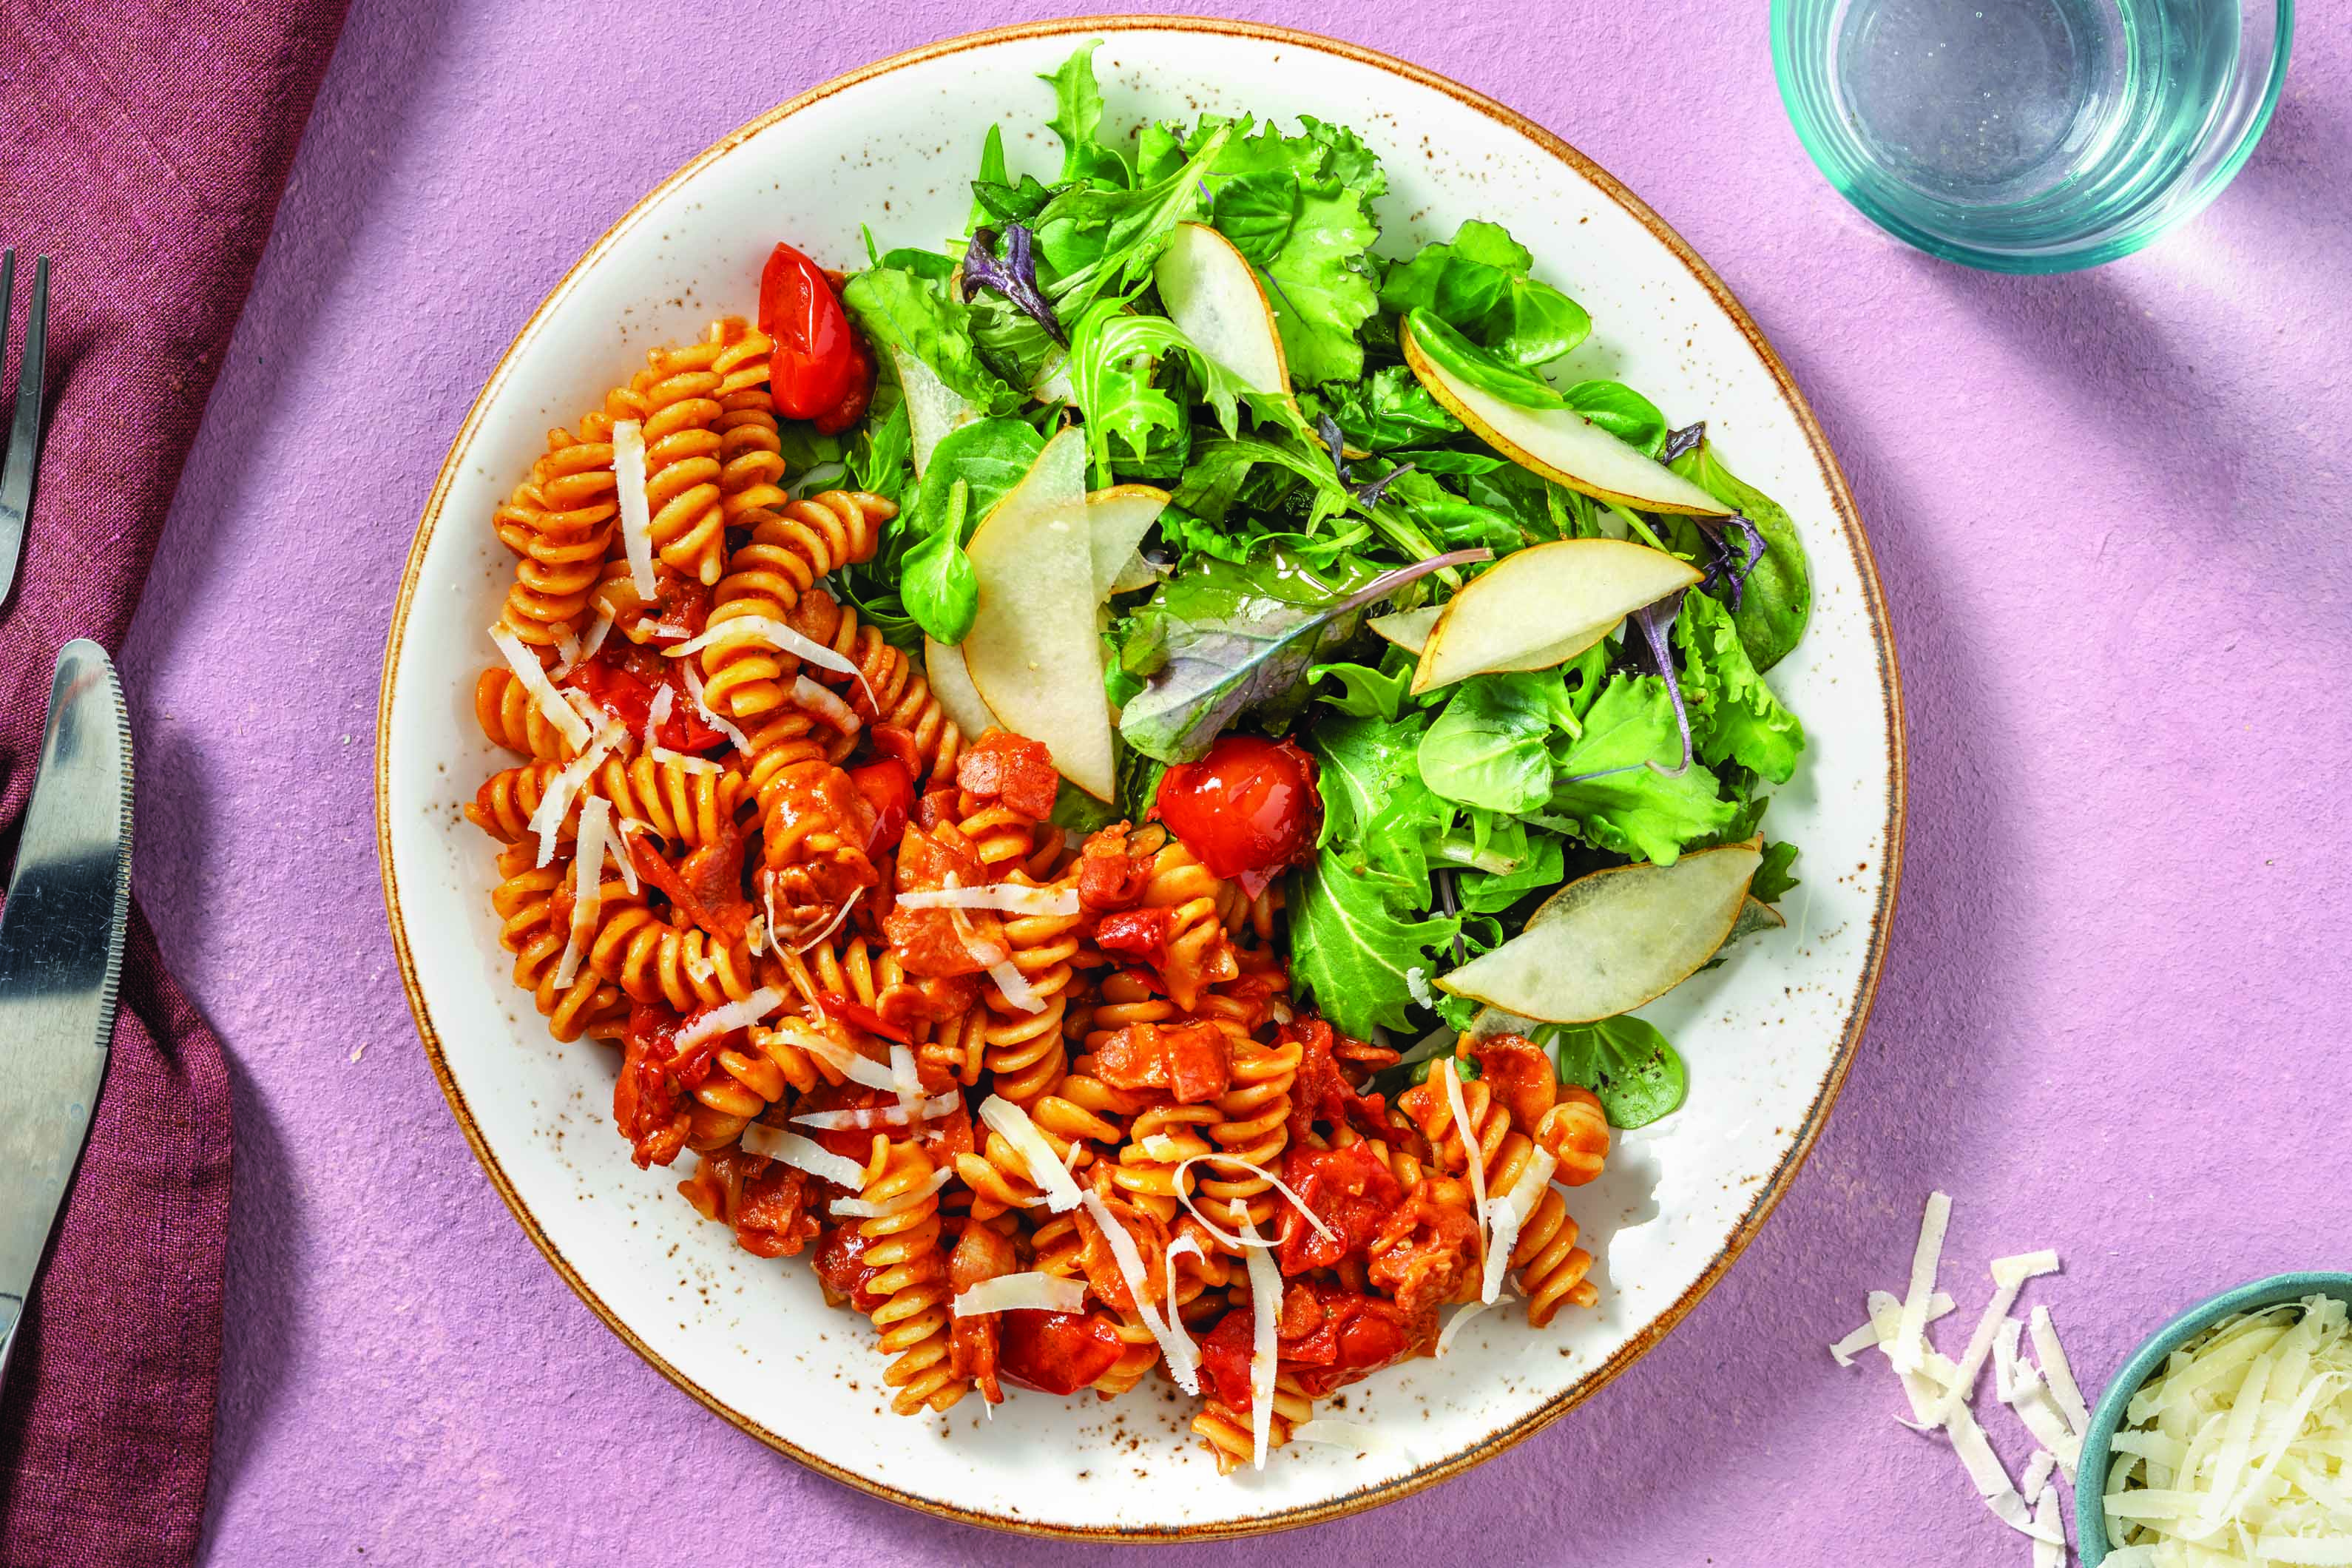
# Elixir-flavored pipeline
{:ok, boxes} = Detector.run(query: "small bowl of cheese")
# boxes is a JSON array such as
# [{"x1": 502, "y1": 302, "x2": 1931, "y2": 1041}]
[{"x1": 2080, "y1": 1272, "x2": 2352, "y2": 1567}]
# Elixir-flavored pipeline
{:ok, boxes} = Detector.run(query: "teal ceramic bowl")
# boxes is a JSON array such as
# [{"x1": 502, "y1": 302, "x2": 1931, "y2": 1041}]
[{"x1": 2078, "y1": 1271, "x2": 2352, "y2": 1564}]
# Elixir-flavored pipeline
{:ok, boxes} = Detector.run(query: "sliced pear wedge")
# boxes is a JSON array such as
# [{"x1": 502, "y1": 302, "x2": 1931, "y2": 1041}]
[
  {"x1": 1086, "y1": 484, "x2": 1169, "y2": 601},
  {"x1": 890, "y1": 344, "x2": 981, "y2": 478},
  {"x1": 1155, "y1": 222, "x2": 1289, "y2": 396},
  {"x1": 924, "y1": 636, "x2": 1001, "y2": 740},
  {"x1": 1411, "y1": 537, "x2": 1699, "y2": 695},
  {"x1": 1436, "y1": 841, "x2": 1763, "y2": 1022},
  {"x1": 1401, "y1": 317, "x2": 1728, "y2": 516},
  {"x1": 962, "y1": 427, "x2": 1115, "y2": 799},
  {"x1": 1369, "y1": 604, "x2": 1442, "y2": 655}
]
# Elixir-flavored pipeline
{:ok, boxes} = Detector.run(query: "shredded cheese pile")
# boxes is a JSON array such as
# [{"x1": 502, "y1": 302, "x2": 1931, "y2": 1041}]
[
  {"x1": 2103, "y1": 1294, "x2": 2352, "y2": 1568},
  {"x1": 1835, "y1": 1192, "x2": 2081, "y2": 1562}
]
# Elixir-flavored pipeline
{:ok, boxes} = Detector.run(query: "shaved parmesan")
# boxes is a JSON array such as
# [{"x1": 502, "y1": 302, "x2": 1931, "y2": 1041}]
[
  {"x1": 644, "y1": 684, "x2": 674, "y2": 751},
  {"x1": 889, "y1": 1043, "x2": 925, "y2": 1127},
  {"x1": 1138, "y1": 1134, "x2": 1184, "y2": 1162},
  {"x1": 1237, "y1": 1203, "x2": 1281, "y2": 1470},
  {"x1": 952, "y1": 1271, "x2": 1088, "y2": 1317},
  {"x1": 671, "y1": 987, "x2": 784, "y2": 1052},
  {"x1": 491, "y1": 626, "x2": 593, "y2": 752},
  {"x1": 2021, "y1": 1447, "x2": 2057, "y2": 1506},
  {"x1": 1991, "y1": 1249, "x2": 2062, "y2": 1290},
  {"x1": 830, "y1": 1164, "x2": 953, "y2": 1218},
  {"x1": 1947, "y1": 1398, "x2": 2064, "y2": 1544},
  {"x1": 1436, "y1": 1298, "x2": 1498, "y2": 1358},
  {"x1": 1994, "y1": 1315, "x2": 2026, "y2": 1401},
  {"x1": 1890, "y1": 1191, "x2": 1953, "y2": 1375},
  {"x1": 793, "y1": 674, "x2": 860, "y2": 735},
  {"x1": 2007, "y1": 1367, "x2": 2081, "y2": 1473},
  {"x1": 662, "y1": 615, "x2": 877, "y2": 714},
  {"x1": 1865, "y1": 1288, "x2": 1961, "y2": 1424},
  {"x1": 611, "y1": 419, "x2": 656, "y2": 600},
  {"x1": 739, "y1": 1125, "x2": 863, "y2": 1189},
  {"x1": 1168, "y1": 1154, "x2": 1340, "y2": 1253},
  {"x1": 552, "y1": 795, "x2": 609, "y2": 988},
  {"x1": 647, "y1": 745, "x2": 721, "y2": 774},
  {"x1": 794, "y1": 1027, "x2": 902, "y2": 1093},
  {"x1": 527, "y1": 722, "x2": 624, "y2": 867},
  {"x1": 791, "y1": 887, "x2": 862, "y2": 954},
  {"x1": 1831, "y1": 1290, "x2": 1956, "y2": 1368},
  {"x1": 1078, "y1": 1190, "x2": 1198, "y2": 1395},
  {"x1": 1290, "y1": 1420, "x2": 1397, "y2": 1453},
  {"x1": 976, "y1": 1095, "x2": 1082, "y2": 1213},
  {"x1": 552, "y1": 623, "x2": 581, "y2": 673},
  {"x1": 1481, "y1": 1148, "x2": 1557, "y2": 1305},
  {"x1": 1162, "y1": 1236, "x2": 1206, "y2": 1369},
  {"x1": 1438, "y1": 1058, "x2": 1487, "y2": 1254},
  {"x1": 2030, "y1": 1481, "x2": 2064, "y2": 1568},
  {"x1": 677, "y1": 663, "x2": 753, "y2": 754},
  {"x1": 606, "y1": 820, "x2": 641, "y2": 895},
  {"x1": 895, "y1": 885, "x2": 1081, "y2": 917},
  {"x1": 790, "y1": 1092, "x2": 961, "y2": 1132},
  {"x1": 2030, "y1": 1305, "x2": 2089, "y2": 1436},
  {"x1": 987, "y1": 960, "x2": 1046, "y2": 1015},
  {"x1": 570, "y1": 609, "x2": 612, "y2": 675},
  {"x1": 1926, "y1": 1255, "x2": 2058, "y2": 1425}
]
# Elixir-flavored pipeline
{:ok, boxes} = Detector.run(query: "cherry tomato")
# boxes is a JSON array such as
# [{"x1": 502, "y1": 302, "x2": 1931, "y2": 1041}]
[
  {"x1": 811, "y1": 334, "x2": 873, "y2": 436},
  {"x1": 1151, "y1": 735, "x2": 1322, "y2": 886},
  {"x1": 997, "y1": 1311, "x2": 1126, "y2": 1397},
  {"x1": 759, "y1": 242, "x2": 865, "y2": 421},
  {"x1": 847, "y1": 758, "x2": 915, "y2": 854}
]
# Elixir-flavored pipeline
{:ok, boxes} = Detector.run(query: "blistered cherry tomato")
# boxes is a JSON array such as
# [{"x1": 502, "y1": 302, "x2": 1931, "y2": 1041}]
[
  {"x1": 759, "y1": 242, "x2": 865, "y2": 421},
  {"x1": 562, "y1": 653, "x2": 726, "y2": 753},
  {"x1": 1152, "y1": 735, "x2": 1321, "y2": 885},
  {"x1": 847, "y1": 758, "x2": 915, "y2": 854},
  {"x1": 812, "y1": 335, "x2": 873, "y2": 436}
]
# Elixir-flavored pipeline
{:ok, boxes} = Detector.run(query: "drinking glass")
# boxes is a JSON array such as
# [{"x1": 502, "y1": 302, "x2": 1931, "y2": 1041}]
[{"x1": 1771, "y1": 0, "x2": 2292, "y2": 272}]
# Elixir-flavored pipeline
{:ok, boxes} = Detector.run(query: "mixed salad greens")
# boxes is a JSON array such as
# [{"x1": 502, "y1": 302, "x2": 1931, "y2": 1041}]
[{"x1": 785, "y1": 42, "x2": 1811, "y2": 1129}]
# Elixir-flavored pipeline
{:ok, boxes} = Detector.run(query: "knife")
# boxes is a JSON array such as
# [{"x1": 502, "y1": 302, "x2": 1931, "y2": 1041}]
[{"x1": 0, "y1": 640, "x2": 134, "y2": 1388}]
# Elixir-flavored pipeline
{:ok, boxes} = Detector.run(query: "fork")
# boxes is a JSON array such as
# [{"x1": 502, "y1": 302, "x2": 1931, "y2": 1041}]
[{"x1": 0, "y1": 251, "x2": 53, "y2": 607}]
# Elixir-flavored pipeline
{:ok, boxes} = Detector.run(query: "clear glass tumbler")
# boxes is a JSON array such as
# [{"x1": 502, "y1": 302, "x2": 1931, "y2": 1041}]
[{"x1": 1771, "y1": 0, "x2": 2293, "y2": 272}]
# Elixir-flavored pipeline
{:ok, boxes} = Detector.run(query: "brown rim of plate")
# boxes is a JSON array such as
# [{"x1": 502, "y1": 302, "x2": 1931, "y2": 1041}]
[{"x1": 376, "y1": 13, "x2": 1907, "y2": 1542}]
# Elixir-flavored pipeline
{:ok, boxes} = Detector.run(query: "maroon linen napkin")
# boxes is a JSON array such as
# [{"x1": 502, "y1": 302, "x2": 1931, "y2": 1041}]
[{"x1": 0, "y1": 2, "x2": 348, "y2": 1563}]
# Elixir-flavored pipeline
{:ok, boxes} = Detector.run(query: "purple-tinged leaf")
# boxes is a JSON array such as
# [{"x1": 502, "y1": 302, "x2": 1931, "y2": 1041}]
[
  {"x1": 962, "y1": 224, "x2": 1066, "y2": 345},
  {"x1": 1658, "y1": 421, "x2": 1706, "y2": 465},
  {"x1": 1629, "y1": 589, "x2": 1692, "y2": 777},
  {"x1": 1317, "y1": 410, "x2": 1349, "y2": 479},
  {"x1": 1690, "y1": 514, "x2": 1765, "y2": 610},
  {"x1": 1348, "y1": 462, "x2": 1417, "y2": 509}
]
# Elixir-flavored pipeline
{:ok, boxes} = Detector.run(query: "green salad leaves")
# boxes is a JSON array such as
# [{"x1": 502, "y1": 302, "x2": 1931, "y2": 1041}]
[{"x1": 832, "y1": 41, "x2": 1819, "y2": 1123}]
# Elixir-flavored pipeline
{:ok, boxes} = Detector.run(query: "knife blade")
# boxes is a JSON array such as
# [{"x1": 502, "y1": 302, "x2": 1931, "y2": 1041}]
[{"x1": 0, "y1": 640, "x2": 134, "y2": 1378}]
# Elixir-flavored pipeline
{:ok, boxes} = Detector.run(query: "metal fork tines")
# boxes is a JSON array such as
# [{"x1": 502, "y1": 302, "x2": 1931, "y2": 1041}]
[{"x1": 0, "y1": 250, "x2": 52, "y2": 606}]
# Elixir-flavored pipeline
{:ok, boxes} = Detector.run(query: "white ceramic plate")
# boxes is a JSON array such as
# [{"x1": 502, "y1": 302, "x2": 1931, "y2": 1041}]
[{"x1": 378, "y1": 18, "x2": 1903, "y2": 1540}]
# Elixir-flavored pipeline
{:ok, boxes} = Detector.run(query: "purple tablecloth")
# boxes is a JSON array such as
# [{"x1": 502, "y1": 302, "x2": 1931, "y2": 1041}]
[{"x1": 125, "y1": 2, "x2": 2351, "y2": 1561}]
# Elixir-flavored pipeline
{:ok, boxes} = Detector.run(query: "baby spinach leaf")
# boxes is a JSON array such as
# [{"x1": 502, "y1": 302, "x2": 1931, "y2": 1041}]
[
  {"x1": 895, "y1": 419, "x2": 1046, "y2": 644},
  {"x1": 1544, "y1": 675, "x2": 1740, "y2": 864},
  {"x1": 1306, "y1": 712, "x2": 1426, "y2": 848},
  {"x1": 1307, "y1": 656, "x2": 1413, "y2": 723},
  {"x1": 1669, "y1": 436, "x2": 1811, "y2": 672},
  {"x1": 842, "y1": 265, "x2": 1020, "y2": 414},
  {"x1": 1417, "y1": 674, "x2": 1572, "y2": 813},
  {"x1": 1543, "y1": 1016, "x2": 1687, "y2": 1129},
  {"x1": 1675, "y1": 589, "x2": 1804, "y2": 784},
  {"x1": 1453, "y1": 828, "x2": 1564, "y2": 913},
  {"x1": 1118, "y1": 548, "x2": 1483, "y2": 763},
  {"x1": 1402, "y1": 308, "x2": 1564, "y2": 410},
  {"x1": 1561, "y1": 380, "x2": 1668, "y2": 456},
  {"x1": 1288, "y1": 846, "x2": 1461, "y2": 1040}
]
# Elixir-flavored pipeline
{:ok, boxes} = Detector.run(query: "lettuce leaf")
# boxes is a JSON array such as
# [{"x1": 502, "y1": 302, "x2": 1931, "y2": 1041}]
[
  {"x1": 1033, "y1": 124, "x2": 1231, "y2": 314},
  {"x1": 1675, "y1": 589, "x2": 1804, "y2": 783},
  {"x1": 1288, "y1": 846, "x2": 1461, "y2": 1040},
  {"x1": 1541, "y1": 675, "x2": 1740, "y2": 864},
  {"x1": 841, "y1": 265, "x2": 1020, "y2": 414},
  {"x1": 1380, "y1": 219, "x2": 1589, "y2": 368},
  {"x1": 1038, "y1": 42, "x2": 1130, "y2": 189},
  {"x1": 1669, "y1": 436, "x2": 1812, "y2": 671}
]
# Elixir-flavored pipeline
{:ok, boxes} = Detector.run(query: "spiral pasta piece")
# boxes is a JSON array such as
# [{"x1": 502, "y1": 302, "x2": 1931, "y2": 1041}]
[
  {"x1": 1399, "y1": 1069, "x2": 1600, "y2": 1325},
  {"x1": 1192, "y1": 1373, "x2": 1318, "y2": 1474},
  {"x1": 582, "y1": 900, "x2": 763, "y2": 1014},
  {"x1": 700, "y1": 489, "x2": 893, "y2": 718},
  {"x1": 490, "y1": 845, "x2": 627, "y2": 1041},
  {"x1": 624, "y1": 337, "x2": 729, "y2": 585},
  {"x1": 856, "y1": 1141, "x2": 966, "y2": 1416},
  {"x1": 474, "y1": 667, "x2": 573, "y2": 760},
  {"x1": 1201, "y1": 1035, "x2": 1300, "y2": 1245},
  {"x1": 1111, "y1": 1102, "x2": 1220, "y2": 1223},
  {"x1": 592, "y1": 748, "x2": 747, "y2": 849},
  {"x1": 980, "y1": 873, "x2": 1089, "y2": 1118},
  {"x1": 1137, "y1": 839, "x2": 1243, "y2": 1009},
  {"x1": 787, "y1": 588, "x2": 961, "y2": 782}
]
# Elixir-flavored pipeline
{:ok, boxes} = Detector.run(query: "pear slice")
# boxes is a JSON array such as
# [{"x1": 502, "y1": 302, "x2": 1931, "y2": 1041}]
[
  {"x1": 889, "y1": 344, "x2": 980, "y2": 478},
  {"x1": 962, "y1": 427, "x2": 1115, "y2": 800},
  {"x1": 1369, "y1": 605, "x2": 1442, "y2": 655},
  {"x1": 1086, "y1": 484, "x2": 1169, "y2": 601},
  {"x1": 1400, "y1": 317, "x2": 1728, "y2": 516},
  {"x1": 1411, "y1": 537, "x2": 1699, "y2": 695},
  {"x1": 1436, "y1": 841, "x2": 1763, "y2": 1023},
  {"x1": 924, "y1": 636, "x2": 1001, "y2": 740},
  {"x1": 1154, "y1": 222, "x2": 1288, "y2": 396}
]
